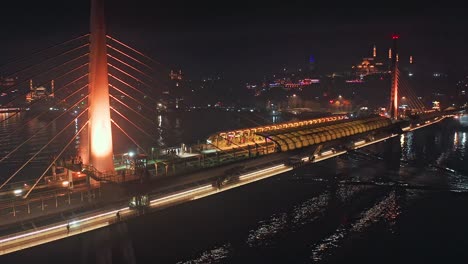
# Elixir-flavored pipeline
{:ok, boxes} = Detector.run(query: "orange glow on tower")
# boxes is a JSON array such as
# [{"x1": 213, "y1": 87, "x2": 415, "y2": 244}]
[
  {"x1": 409, "y1": 55, "x2": 413, "y2": 64},
  {"x1": 88, "y1": 0, "x2": 114, "y2": 173},
  {"x1": 373, "y1": 44, "x2": 376, "y2": 57},
  {"x1": 388, "y1": 48, "x2": 392, "y2": 59},
  {"x1": 392, "y1": 70, "x2": 398, "y2": 118},
  {"x1": 390, "y1": 34, "x2": 399, "y2": 120}
]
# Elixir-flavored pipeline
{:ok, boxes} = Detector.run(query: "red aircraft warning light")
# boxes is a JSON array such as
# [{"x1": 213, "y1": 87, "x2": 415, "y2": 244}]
[{"x1": 392, "y1": 34, "x2": 400, "y2": 39}]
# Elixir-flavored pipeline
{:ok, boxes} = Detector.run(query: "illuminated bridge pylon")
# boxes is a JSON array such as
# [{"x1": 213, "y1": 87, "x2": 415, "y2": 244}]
[
  {"x1": 387, "y1": 34, "x2": 427, "y2": 120},
  {"x1": 0, "y1": 0, "x2": 171, "y2": 197},
  {"x1": 85, "y1": 0, "x2": 114, "y2": 173},
  {"x1": 389, "y1": 34, "x2": 399, "y2": 120}
]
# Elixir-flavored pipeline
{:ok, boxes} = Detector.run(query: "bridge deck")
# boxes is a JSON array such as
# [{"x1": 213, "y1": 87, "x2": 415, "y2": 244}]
[{"x1": 0, "y1": 113, "x2": 457, "y2": 255}]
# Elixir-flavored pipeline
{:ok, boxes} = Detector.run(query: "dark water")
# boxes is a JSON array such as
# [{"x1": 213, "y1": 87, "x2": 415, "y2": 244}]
[{"x1": 2, "y1": 115, "x2": 468, "y2": 264}]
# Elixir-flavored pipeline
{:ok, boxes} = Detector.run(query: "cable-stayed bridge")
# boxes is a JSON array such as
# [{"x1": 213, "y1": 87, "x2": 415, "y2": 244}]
[{"x1": 0, "y1": 0, "x2": 465, "y2": 256}]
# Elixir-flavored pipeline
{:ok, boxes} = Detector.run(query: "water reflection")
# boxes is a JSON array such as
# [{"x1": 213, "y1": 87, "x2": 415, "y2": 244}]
[
  {"x1": 272, "y1": 115, "x2": 279, "y2": 123},
  {"x1": 176, "y1": 243, "x2": 232, "y2": 264},
  {"x1": 336, "y1": 185, "x2": 371, "y2": 203},
  {"x1": 310, "y1": 190, "x2": 400, "y2": 262},
  {"x1": 291, "y1": 192, "x2": 329, "y2": 226},
  {"x1": 245, "y1": 192, "x2": 331, "y2": 248},
  {"x1": 310, "y1": 225, "x2": 347, "y2": 262},
  {"x1": 0, "y1": 112, "x2": 22, "y2": 129},
  {"x1": 247, "y1": 213, "x2": 288, "y2": 247},
  {"x1": 350, "y1": 190, "x2": 399, "y2": 232},
  {"x1": 402, "y1": 132, "x2": 414, "y2": 161},
  {"x1": 462, "y1": 132, "x2": 466, "y2": 148}
]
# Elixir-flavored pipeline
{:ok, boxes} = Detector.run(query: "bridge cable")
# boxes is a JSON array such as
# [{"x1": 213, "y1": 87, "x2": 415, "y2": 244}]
[
  {"x1": 109, "y1": 94, "x2": 155, "y2": 125},
  {"x1": 111, "y1": 119, "x2": 148, "y2": 156},
  {"x1": 0, "y1": 106, "x2": 88, "y2": 190},
  {"x1": 0, "y1": 95, "x2": 89, "y2": 164},
  {"x1": 0, "y1": 34, "x2": 89, "y2": 72},
  {"x1": 107, "y1": 45, "x2": 153, "y2": 71},
  {"x1": 108, "y1": 74, "x2": 158, "y2": 104},
  {"x1": 0, "y1": 53, "x2": 89, "y2": 97},
  {"x1": 0, "y1": 69, "x2": 88, "y2": 128},
  {"x1": 0, "y1": 64, "x2": 89, "y2": 126},
  {"x1": 0, "y1": 44, "x2": 89, "y2": 87},
  {"x1": 107, "y1": 58, "x2": 169, "y2": 95},
  {"x1": 0, "y1": 84, "x2": 88, "y2": 144},
  {"x1": 108, "y1": 63, "x2": 163, "y2": 93},
  {"x1": 106, "y1": 35, "x2": 165, "y2": 68},
  {"x1": 111, "y1": 107, "x2": 156, "y2": 141},
  {"x1": 106, "y1": 45, "x2": 172, "y2": 88},
  {"x1": 23, "y1": 119, "x2": 89, "y2": 199}
]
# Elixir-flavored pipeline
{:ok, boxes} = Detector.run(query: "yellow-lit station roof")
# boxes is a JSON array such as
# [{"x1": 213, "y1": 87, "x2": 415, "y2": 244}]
[
  {"x1": 256, "y1": 116, "x2": 392, "y2": 152},
  {"x1": 212, "y1": 114, "x2": 348, "y2": 139}
]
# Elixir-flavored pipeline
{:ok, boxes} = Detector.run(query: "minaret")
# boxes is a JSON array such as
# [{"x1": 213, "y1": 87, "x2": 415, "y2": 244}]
[
  {"x1": 87, "y1": 0, "x2": 114, "y2": 173},
  {"x1": 373, "y1": 44, "x2": 376, "y2": 58},
  {"x1": 409, "y1": 55, "x2": 413, "y2": 64}
]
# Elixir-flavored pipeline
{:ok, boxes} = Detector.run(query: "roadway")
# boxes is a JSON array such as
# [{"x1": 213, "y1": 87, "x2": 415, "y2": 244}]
[
  {"x1": 0, "y1": 162, "x2": 292, "y2": 255},
  {"x1": 0, "y1": 183, "x2": 100, "y2": 227}
]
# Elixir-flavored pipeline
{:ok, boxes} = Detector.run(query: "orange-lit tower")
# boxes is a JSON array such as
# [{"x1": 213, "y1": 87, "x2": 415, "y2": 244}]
[
  {"x1": 389, "y1": 34, "x2": 399, "y2": 120},
  {"x1": 87, "y1": 0, "x2": 114, "y2": 173}
]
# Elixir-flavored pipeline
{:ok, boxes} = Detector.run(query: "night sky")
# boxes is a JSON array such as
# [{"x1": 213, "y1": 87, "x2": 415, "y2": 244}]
[{"x1": 1, "y1": 1, "x2": 467, "y2": 81}]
